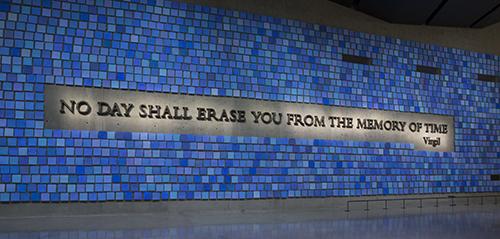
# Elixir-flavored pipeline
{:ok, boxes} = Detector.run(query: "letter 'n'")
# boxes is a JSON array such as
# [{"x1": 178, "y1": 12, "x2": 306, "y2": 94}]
[{"x1": 60, "y1": 99, "x2": 76, "y2": 114}]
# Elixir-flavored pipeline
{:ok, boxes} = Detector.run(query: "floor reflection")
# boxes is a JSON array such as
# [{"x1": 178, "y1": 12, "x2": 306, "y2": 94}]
[{"x1": 1, "y1": 210, "x2": 499, "y2": 239}]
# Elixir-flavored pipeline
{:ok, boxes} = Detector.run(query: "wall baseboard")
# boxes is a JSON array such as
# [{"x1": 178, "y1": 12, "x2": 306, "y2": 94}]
[{"x1": 1, "y1": 193, "x2": 498, "y2": 218}]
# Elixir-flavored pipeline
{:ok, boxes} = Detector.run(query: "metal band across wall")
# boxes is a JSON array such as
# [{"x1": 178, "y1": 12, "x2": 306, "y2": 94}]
[{"x1": 44, "y1": 85, "x2": 455, "y2": 152}]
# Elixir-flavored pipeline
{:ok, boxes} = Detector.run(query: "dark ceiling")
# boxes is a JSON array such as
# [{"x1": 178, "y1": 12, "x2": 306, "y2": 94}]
[{"x1": 329, "y1": 0, "x2": 500, "y2": 28}]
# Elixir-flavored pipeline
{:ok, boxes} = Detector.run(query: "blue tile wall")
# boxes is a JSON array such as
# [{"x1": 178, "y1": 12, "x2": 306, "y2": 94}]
[{"x1": 0, "y1": 0, "x2": 499, "y2": 202}]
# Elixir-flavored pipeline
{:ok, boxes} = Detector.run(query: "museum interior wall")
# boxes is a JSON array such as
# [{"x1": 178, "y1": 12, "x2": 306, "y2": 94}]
[{"x1": 0, "y1": 0, "x2": 498, "y2": 202}]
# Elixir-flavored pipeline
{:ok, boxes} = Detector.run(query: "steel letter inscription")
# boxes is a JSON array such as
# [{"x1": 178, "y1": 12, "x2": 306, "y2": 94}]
[{"x1": 45, "y1": 85, "x2": 454, "y2": 152}]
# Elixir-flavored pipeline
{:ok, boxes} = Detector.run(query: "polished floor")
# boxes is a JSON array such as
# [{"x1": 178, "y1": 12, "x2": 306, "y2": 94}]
[{"x1": 0, "y1": 207, "x2": 499, "y2": 239}]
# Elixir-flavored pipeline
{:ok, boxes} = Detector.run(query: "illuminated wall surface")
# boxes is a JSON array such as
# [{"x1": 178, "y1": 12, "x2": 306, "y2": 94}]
[{"x1": 0, "y1": 0, "x2": 499, "y2": 202}]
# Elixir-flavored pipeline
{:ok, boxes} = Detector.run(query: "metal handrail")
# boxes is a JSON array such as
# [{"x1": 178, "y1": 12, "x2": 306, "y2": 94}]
[{"x1": 345, "y1": 194, "x2": 499, "y2": 212}]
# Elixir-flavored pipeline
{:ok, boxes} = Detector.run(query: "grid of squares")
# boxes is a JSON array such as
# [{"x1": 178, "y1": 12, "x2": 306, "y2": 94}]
[{"x1": 0, "y1": 0, "x2": 499, "y2": 202}]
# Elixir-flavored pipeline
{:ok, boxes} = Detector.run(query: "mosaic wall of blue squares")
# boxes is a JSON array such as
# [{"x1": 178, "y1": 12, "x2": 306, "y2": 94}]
[{"x1": 0, "y1": 0, "x2": 499, "y2": 202}]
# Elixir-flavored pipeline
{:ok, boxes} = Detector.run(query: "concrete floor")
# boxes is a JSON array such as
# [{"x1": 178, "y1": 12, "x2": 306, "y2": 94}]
[{"x1": 0, "y1": 204, "x2": 499, "y2": 239}]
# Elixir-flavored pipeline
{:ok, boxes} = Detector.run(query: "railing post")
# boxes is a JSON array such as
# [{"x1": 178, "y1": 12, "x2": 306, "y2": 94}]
[{"x1": 341, "y1": 195, "x2": 500, "y2": 214}]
